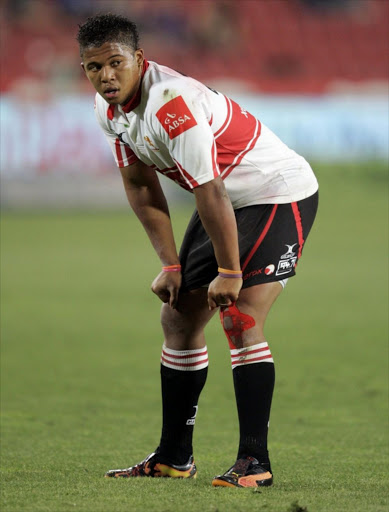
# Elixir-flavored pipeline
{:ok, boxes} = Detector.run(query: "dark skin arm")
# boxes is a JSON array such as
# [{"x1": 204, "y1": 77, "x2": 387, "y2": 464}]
[
  {"x1": 121, "y1": 163, "x2": 242, "y2": 310},
  {"x1": 193, "y1": 176, "x2": 242, "y2": 310},
  {"x1": 120, "y1": 161, "x2": 181, "y2": 308}
]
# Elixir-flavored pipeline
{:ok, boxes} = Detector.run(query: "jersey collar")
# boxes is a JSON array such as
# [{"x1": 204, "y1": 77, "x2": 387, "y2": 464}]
[{"x1": 107, "y1": 59, "x2": 149, "y2": 121}]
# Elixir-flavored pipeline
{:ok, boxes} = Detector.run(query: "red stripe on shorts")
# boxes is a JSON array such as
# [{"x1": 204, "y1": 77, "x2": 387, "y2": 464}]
[
  {"x1": 241, "y1": 204, "x2": 278, "y2": 272},
  {"x1": 291, "y1": 202, "x2": 305, "y2": 259}
]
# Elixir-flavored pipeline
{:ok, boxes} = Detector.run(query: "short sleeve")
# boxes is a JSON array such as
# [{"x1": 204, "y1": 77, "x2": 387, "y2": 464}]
[{"x1": 94, "y1": 96, "x2": 139, "y2": 168}]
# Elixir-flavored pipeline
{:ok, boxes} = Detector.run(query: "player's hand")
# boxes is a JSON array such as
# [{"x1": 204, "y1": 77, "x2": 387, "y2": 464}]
[
  {"x1": 207, "y1": 275, "x2": 243, "y2": 311},
  {"x1": 151, "y1": 270, "x2": 182, "y2": 309}
]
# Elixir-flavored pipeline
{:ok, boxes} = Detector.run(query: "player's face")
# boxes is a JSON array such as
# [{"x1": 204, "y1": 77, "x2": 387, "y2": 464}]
[{"x1": 82, "y1": 42, "x2": 144, "y2": 105}]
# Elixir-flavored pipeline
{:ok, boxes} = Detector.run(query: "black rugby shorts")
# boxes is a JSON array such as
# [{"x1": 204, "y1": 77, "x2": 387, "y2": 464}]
[{"x1": 179, "y1": 191, "x2": 318, "y2": 291}]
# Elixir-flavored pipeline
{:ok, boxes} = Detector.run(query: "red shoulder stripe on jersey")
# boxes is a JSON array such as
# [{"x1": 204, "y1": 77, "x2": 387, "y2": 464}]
[
  {"x1": 114, "y1": 138, "x2": 124, "y2": 166},
  {"x1": 291, "y1": 202, "x2": 305, "y2": 260},
  {"x1": 156, "y1": 166, "x2": 192, "y2": 191},
  {"x1": 241, "y1": 204, "x2": 278, "y2": 272},
  {"x1": 123, "y1": 145, "x2": 139, "y2": 166},
  {"x1": 214, "y1": 96, "x2": 232, "y2": 139},
  {"x1": 114, "y1": 138, "x2": 138, "y2": 167},
  {"x1": 175, "y1": 159, "x2": 199, "y2": 188},
  {"x1": 221, "y1": 119, "x2": 261, "y2": 180},
  {"x1": 211, "y1": 139, "x2": 220, "y2": 178}
]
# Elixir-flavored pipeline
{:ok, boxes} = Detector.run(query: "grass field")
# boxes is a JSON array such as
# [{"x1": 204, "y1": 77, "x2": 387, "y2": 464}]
[{"x1": 1, "y1": 163, "x2": 388, "y2": 512}]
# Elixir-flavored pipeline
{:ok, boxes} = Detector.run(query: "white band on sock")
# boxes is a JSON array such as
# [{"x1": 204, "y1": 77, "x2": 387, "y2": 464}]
[
  {"x1": 230, "y1": 342, "x2": 273, "y2": 369},
  {"x1": 161, "y1": 344, "x2": 209, "y2": 371}
]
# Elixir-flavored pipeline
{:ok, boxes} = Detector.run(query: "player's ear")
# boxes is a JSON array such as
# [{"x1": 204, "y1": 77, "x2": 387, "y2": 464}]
[{"x1": 135, "y1": 49, "x2": 144, "y2": 67}]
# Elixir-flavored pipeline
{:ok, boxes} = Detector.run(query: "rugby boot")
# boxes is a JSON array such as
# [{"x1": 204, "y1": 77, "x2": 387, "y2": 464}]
[
  {"x1": 212, "y1": 456, "x2": 273, "y2": 488},
  {"x1": 104, "y1": 452, "x2": 197, "y2": 479}
]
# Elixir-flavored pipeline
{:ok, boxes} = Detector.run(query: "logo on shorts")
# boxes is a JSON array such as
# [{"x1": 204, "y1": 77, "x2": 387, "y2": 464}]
[
  {"x1": 156, "y1": 96, "x2": 197, "y2": 139},
  {"x1": 276, "y1": 244, "x2": 298, "y2": 276},
  {"x1": 280, "y1": 244, "x2": 297, "y2": 259},
  {"x1": 243, "y1": 268, "x2": 263, "y2": 280},
  {"x1": 265, "y1": 264, "x2": 275, "y2": 275}
]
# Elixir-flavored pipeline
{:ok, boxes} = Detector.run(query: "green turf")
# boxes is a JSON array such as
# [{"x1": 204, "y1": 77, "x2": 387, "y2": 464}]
[{"x1": 1, "y1": 163, "x2": 388, "y2": 512}]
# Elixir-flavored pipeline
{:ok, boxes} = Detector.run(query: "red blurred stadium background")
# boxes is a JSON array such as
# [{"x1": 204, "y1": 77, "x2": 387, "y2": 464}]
[
  {"x1": 0, "y1": 0, "x2": 388, "y2": 208},
  {"x1": 1, "y1": 0, "x2": 388, "y2": 97}
]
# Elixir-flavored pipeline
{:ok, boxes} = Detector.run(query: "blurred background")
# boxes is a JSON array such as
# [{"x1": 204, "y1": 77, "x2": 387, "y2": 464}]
[
  {"x1": 1, "y1": 4, "x2": 388, "y2": 510},
  {"x1": 0, "y1": 0, "x2": 388, "y2": 207}
]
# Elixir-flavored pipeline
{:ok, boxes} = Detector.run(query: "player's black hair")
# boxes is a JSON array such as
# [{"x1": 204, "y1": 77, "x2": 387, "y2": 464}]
[{"x1": 77, "y1": 13, "x2": 140, "y2": 56}]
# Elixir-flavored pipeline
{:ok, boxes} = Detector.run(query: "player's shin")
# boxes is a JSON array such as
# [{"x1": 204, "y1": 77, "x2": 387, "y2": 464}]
[
  {"x1": 232, "y1": 355, "x2": 274, "y2": 466},
  {"x1": 158, "y1": 344, "x2": 208, "y2": 465},
  {"x1": 221, "y1": 305, "x2": 274, "y2": 467}
]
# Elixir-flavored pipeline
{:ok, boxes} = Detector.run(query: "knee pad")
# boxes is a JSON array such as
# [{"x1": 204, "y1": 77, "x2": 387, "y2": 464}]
[{"x1": 219, "y1": 304, "x2": 256, "y2": 349}]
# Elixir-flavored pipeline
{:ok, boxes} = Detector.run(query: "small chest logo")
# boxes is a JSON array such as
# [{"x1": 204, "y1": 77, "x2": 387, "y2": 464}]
[
  {"x1": 156, "y1": 96, "x2": 197, "y2": 139},
  {"x1": 115, "y1": 131, "x2": 131, "y2": 147},
  {"x1": 144, "y1": 136, "x2": 159, "y2": 151}
]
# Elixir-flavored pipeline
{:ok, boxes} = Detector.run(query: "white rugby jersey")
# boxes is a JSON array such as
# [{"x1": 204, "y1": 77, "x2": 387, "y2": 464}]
[{"x1": 94, "y1": 60, "x2": 318, "y2": 208}]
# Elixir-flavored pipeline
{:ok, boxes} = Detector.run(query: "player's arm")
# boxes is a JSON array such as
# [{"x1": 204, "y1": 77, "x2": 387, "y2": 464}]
[
  {"x1": 193, "y1": 176, "x2": 243, "y2": 310},
  {"x1": 120, "y1": 161, "x2": 181, "y2": 308}
]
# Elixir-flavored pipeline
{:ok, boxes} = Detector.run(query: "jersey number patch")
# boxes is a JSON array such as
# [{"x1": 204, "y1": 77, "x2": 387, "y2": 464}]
[{"x1": 156, "y1": 96, "x2": 197, "y2": 140}]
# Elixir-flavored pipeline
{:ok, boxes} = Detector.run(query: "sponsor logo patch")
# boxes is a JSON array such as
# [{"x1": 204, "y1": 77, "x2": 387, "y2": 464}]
[
  {"x1": 265, "y1": 264, "x2": 275, "y2": 275},
  {"x1": 280, "y1": 243, "x2": 297, "y2": 260},
  {"x1": 276, "y1": 258, "x2": 297, "y2": 275},
  {"x1": 276, "y1": 243, "x2": 298, "y2": 276},
  {"x1": 156, "y1": 96, "x2": 197, "y2": 139},
  {"x1": 243, "y1": 268, "x2": 263, "y2": 281}
]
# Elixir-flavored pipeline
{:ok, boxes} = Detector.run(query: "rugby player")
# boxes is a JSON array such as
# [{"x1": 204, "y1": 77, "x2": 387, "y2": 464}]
[{"x1": 77, "y1": 13, "x2": 318, "y2": 488}]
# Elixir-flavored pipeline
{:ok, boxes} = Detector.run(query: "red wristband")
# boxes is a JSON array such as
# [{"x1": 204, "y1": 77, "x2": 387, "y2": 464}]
[{"x1": 162, "y1": 264, "x2": 182, "y2": 272}]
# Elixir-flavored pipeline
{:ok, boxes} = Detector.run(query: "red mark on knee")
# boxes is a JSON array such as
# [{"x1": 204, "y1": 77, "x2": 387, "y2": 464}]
[{"x1": 219, "y1": 304, "x2": 256, "y2": 349}]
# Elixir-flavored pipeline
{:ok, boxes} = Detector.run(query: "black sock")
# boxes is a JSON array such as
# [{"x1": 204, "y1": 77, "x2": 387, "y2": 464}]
[
  {"x1": 233, "y1": 361, "x2": 275, "y2": 467},
  {"x1": 158, "y1": 346, "x2": 208, "y2": 465}
]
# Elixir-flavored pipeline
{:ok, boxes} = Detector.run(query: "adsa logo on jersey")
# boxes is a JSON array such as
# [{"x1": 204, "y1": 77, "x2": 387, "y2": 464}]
[
  {"x1": 156, "y1": 96, "x2": 197, "y2": 139},
  {"x1": 164, "y1": 113, "x2": 176, "y2": 122},
  {"x1": 164, "y1": 111, "x2": 192, "y2": 128}
]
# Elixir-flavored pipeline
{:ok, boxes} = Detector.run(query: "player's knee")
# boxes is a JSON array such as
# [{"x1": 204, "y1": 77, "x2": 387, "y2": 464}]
[
  {"x1": 219, "y1": 304, "x2": 257, "y2": 349},
  {"x1": 160, "y1": 303, "x2": 193, "y2": 338}
]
